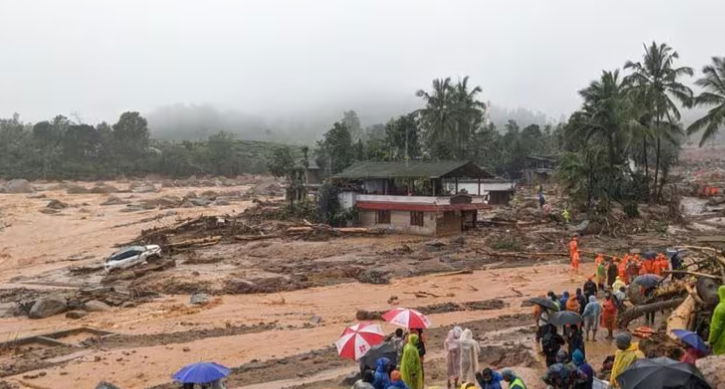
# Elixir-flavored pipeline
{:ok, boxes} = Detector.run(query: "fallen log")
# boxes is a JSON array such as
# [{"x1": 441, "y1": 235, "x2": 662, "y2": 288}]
[
  {"x1": 665, "y1": 270, "x2": 723, "y2": 280},
  {"x1": 434, "y1": 270, "x2": 474, "y2": 277},
  {"x1": 476, "y1": 249, "x2": 567, "y2": 260},
  {"x1": 234, "y1": 234, "x2": 281, "y2": 241},
  {"x1": 167, "y1": 235, "x2": 222, "y2": 248},
  {"x1": 617, "y1": 298, "x2": 685, "y2": 328},
  {"x1": 667, "y1": 295, "x2": 697, "y2": 341}
]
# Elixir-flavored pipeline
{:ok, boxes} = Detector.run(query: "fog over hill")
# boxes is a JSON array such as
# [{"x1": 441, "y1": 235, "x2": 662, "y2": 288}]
[{"x1": 146, "y1": 101, "x2": 553, "y2": 143}]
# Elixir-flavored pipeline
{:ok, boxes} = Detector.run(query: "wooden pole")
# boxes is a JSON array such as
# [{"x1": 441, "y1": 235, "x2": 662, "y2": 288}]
[{"x1": 478, "y1": 178, "x2": 481, "y2": 196}]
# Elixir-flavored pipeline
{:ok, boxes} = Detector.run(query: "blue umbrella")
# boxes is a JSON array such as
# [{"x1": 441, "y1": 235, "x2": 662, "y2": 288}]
[
  {"x1": 633, "y1": 274, "x2": 663, "y2": 288},
  {"x1": 173, "y1": 362, "x2": 230, "y2": 384},
  {"x1": 672, "y1": 330, "x2": 709, "y2": 353}
]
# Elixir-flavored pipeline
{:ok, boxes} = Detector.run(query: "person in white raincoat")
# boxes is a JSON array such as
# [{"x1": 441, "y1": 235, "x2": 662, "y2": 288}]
[
  {"x1": 458, "y1": 328, "x2": 480, "y2": 383},
  {"x1": 444, "y1": 326, "x2": 463, "y2": 389}
]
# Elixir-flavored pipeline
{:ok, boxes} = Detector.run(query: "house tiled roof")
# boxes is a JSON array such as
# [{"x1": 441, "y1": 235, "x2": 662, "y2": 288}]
[{"x1": 333, "y1": 160, "x2": 493, "y2": 179}]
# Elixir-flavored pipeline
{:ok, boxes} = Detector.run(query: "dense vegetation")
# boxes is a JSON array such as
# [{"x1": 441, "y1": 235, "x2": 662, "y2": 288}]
[
  {"x1": 559, "y1": 43, "x2": 723, "y2": 216},
  {"x1": 0, "y1": 112, "x2": 277, "y2": 180}
]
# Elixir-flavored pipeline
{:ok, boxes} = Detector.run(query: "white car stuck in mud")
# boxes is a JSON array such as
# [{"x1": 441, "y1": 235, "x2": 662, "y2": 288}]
[{"x1": 104, "y1": 245, "x2": 162, "y2": 272}]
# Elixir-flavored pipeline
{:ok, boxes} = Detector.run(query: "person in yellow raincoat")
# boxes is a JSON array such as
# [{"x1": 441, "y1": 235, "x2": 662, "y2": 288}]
[
  {"x1": 400, "y1": 333, "x2": 424, "y2": 389},
  {"x1": 612, "y1": 276, "x2": 626, "y2": 293},
  {"x1": 610, "y1": 333, "x2": 644, "y2": 387}
]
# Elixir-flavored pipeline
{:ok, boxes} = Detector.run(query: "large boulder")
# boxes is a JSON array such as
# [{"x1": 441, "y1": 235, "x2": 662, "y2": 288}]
[
  {"x1": 28, "y1": 296, "x2": 67, "y2": 319},
  {"x1": 189, "y1": 293, "x2": 210, "y2": 305},
  {"x1": 2, "y1": 179, "x2": 34, "y2": 193},
  {"x1": 65, "y1": 310, "x2": 88, "y2": 319},
  {"x1": 130, "y1": 183, "x2": 157, "y2": 193},
  {"x1": 46, "y1": 199, "x2": 69, "y2": 209},
  {"x1": 84, "y1": 300, "x2": 111, "y2": 312}
]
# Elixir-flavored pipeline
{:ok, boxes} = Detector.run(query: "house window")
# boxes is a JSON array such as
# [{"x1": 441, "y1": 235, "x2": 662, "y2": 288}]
[
  {"x1": 410, "y1": 211, "x2": 424, "y2": 227},
  {"x1": 376, "y1": 210, "x2": 391, "y2": 224}
]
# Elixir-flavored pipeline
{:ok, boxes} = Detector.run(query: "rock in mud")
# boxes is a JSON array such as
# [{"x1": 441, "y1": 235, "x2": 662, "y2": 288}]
[
  {"x1": 100, "y1": 196, "x2": 128, "y2": 206},
  {"x1": 28, "y1": 296, "x2": 68, "y2": 319},
  {"x1": 65, "y1": 310, "x2": 88, "y2": 319},
  {"x1": 130, "y1": 183, "x2": 157, "y2": 193},
  {"x1": 189, "y1": 293, "x2": 210, "y2": 305},
  {"x1": 89, "y1": 183, "x2": 119, "y2": 194},
  {"x1": 46, "y1": 199, "x2": 69, "y2": 209},
  {"x1": 355, "y1": 310, "x2": 382, "y2": 321},
  {"x1": 84, "y1": 300, "x2": 111, "y2": 312},
  {"x1": 95, "y1": 382, "x2": 121, "y2": 389},
  {"x1": 2, "y1": 179, "x2": 34, "y2": 193},
  {"x1": 357, "y1": 269, "x2": 390, "y2": 284},
  {"x1": 65, "y1": 183, "x2": 89, "y2": 194},
  {"x1": 340, "y1": 373, "x2": 359, "y2": 386}
]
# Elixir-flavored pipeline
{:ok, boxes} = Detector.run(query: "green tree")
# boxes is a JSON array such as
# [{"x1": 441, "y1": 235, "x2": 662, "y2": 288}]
[
  {"x1": 267, "y1": 146, "x2": 296, "y2": 178},
  {"x1": 207, "y1": 131, "x2": 236, "y2": 176},
  {"x1": 112, "y1": 111, "x2": 150, "y2": 160},
  {"x1": 316, "y1": 121, "x2": 353, "y2": 175},
  {"x1": 688, "y1": 57, "x2": 725, "y2": 146},
  {"x1": 384, "y1": 113, "x2": 421, "y2": 161},
  {"x1": 416, "y1": 76, "x2": 486, "y2": 160},
  {"x1": 342, "y1": 110, "x2": 364, "y2": 142},
  {"x1": 575, "y1": 70, "x2": 635, "y2": 170},
  {"x1": 624, "y1": 42, "x2": 693, "y2": 197}
]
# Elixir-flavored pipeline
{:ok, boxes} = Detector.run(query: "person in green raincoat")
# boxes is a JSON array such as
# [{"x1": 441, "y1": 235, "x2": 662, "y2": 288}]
[
  {"x1": 708, "y1": 286, "x2": 725, "y2": 355},
  {"x1": 400, "y1": 334, "x2": 424, "y2": 389},
  {"x1": 596, "y1": 262, "x2": 606, "y2": 290}
]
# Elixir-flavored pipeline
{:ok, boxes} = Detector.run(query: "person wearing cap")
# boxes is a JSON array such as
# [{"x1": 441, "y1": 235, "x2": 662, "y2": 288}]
[
  {"x1": 501, "y1": 369, "x2": 526, "y2": 389},
  {"x1": 610, "y1": 333, "x2": 644, "y2": 387},
  {"x1": 475, "y1": 368, "x2": 503, "y2": 389},
  {"x1": 386, "y1": 370, "x2": 410, "y2": 389}
]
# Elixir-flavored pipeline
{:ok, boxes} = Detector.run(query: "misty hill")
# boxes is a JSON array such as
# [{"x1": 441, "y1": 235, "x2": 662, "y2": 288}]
[{"x1": 146, "y1": 102, "x2": 554, "y2": 143}]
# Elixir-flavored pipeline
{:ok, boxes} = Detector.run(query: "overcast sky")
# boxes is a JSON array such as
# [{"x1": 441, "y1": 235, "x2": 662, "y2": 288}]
[{"x1": 1, "y1": 0, "x2": 722, "y2": 125}]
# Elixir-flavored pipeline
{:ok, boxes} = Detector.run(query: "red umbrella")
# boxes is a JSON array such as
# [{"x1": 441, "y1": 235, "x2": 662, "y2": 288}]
[
  {"x1": 335, "y1": 322, "x2": 385, "y2": 360},
  {"x1": 382, "y1": 308, "x2": 431, "y2": 329}
]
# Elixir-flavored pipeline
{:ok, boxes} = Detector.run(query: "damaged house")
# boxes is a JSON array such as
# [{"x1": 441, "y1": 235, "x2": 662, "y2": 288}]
[{"x1": 332, "y1": 160, "x2": 494, "y2": 235}]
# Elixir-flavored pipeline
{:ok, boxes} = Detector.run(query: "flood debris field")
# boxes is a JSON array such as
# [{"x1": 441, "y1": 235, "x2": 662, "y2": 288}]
[{"x1": 2, "y1": 154, "x2": 725, "y2": 388}]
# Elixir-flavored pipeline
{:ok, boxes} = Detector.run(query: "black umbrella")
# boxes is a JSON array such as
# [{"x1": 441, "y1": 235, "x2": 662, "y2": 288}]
[
  {"x1": 633, "y1": 274, "x2": 664, "y2": 288},
  {"x1": 616, "y1": 357, "x2": 711, "y2": 389},
  {"x1": 548, "y1": 310, "x2": 583, "y2": 326},
  {"x1": 643, "y1": 251, "x2": 657, "y2": 260},
  {"x1": 528, "y1": 297, "x2": 558, "y2": 311},
  {"x1": 358, "y1": 341, "x2": 397, "y2": 374}
]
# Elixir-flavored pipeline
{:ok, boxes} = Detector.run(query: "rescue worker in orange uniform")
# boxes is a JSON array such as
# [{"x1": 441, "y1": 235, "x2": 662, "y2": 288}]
[
  {"x1": 617, "y1": 259, "x2": 628, "y2": 284},
  {"x1": 569, "y1": 236, "x2": 581, "y2": 274}
]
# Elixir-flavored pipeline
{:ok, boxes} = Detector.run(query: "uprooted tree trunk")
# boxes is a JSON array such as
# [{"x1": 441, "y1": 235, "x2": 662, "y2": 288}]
[
  {"x1": 667, "y1": 295, "x2": 697, "y2": 340},
  {"x1": 618, "y1": 298, "x2": 685, "y2": 328}
]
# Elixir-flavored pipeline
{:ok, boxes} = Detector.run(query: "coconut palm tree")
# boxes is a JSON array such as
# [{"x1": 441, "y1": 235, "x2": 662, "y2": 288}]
[
  {"x1": 576, "y1": 70, "x2": 635, "y2": 170},
  {"x1": 416, "y1": 77, "x2": 487, "y2": 160},
  {"x1": 416, "y1": 77, "x2": 455, "y2": 159},
  {"x1": 687, "y1": 57, "x2": 725, "y2": 146},
  {"x1": 450, "y1": 76, "x2": 486, "y2": 159},
  {"x1": 624, "y1": 42, "x2": 693, "y2": 198}
]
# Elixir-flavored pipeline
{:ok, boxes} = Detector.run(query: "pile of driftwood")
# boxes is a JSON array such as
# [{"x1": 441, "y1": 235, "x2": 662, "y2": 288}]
[{"x1": 127, "y1": 215, "x2": 384, "y2": 251}]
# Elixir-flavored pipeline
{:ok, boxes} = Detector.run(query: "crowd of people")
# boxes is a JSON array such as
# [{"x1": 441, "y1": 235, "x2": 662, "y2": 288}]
[
  {"x1": 351, "y1": 326, "x2": 528, "y2": 389},
  {"x1": 350, "y1": 236, "x2": 725, "y2": 389}
]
